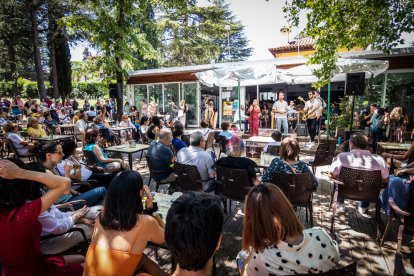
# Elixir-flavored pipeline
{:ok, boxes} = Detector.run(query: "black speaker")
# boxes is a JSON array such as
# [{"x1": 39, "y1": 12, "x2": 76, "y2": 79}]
[
  {"x1": 345, "y1": 72, "x2": 365, "y2": 96},
  {"x1": 296, "y1": 123, "x2": 308, "y2": 136},
  {"x1": 109, "y1": 83, "x2": 120, "y2": 98}
]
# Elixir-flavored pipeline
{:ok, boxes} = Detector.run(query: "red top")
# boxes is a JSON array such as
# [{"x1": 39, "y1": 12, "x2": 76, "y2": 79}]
[{"x1": 0, "y1": 198, "x2": 82, "y2": 276}]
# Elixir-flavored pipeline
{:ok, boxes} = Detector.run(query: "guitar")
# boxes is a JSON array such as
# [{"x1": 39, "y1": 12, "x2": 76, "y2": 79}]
[{"x1": 298, "y1": 96, "x2": 321, "y2": 120}]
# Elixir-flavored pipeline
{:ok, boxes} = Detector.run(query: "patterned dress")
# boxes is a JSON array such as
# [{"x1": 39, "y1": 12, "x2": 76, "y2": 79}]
[{"x1": 249, "y1": 107, "x2": 260, "y2": 137}]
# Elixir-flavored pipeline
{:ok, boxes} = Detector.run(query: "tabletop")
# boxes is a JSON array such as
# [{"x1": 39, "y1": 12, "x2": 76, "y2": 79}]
[
  {"x1": 31, "y1": 135, "x2": 74, "y2": 142},
  {"x1": 378, "y1": 142, "x2": 411, "y2": 151},
  {"x1": 246, "y1": 136, "x2": 274, "y2": 144},
  {"x1": 110, "y1": 126, "x2": 133, "y2": 132},
  {"x1": 103, "y1": 143, "x2": 149, "y2": 153}
]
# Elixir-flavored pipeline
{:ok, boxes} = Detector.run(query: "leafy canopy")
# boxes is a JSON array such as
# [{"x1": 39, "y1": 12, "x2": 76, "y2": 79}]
[{"x1": 283, "y1": 0, "x2": 414, "y2": 87}]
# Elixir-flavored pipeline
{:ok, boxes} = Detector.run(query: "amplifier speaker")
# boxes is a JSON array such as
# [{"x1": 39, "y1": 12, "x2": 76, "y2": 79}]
[
  {"x1": 345, "y1": 72, "x2": 365, "y2": 96},
  {"x1": 296, "y1": 123, "x2": 308, "y2": 136},
  {"x1": 109, "y1": 83, "x2": 120, "y2": 98}
]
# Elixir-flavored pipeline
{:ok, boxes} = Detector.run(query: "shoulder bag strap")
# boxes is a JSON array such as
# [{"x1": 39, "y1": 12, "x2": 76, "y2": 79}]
[{"x1": 283, "y1": 160, "x2": 297, "y2": 174}]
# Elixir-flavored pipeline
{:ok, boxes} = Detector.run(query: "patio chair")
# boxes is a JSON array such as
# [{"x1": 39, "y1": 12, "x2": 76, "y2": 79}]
[
  {"x1": 174, "y1": 162, "x2": 203, "y2": 191},
  {"x1": 216, "y1": 135, "x2": 228, "y2": 158},
  {"x1": 305, "y1": 143, "x2": 337, "y2": 174},
  {"x1": 140, "y1": 132, "x2": 149, "y2": 144},
  {"x1": 5, "y1": 139, "x2": 35, "y2": 162},
  {"x1": 271, "y1": 172, "x2": 315, "y2": 227},
  {"x1": 330, "y1": 168, "x2": 384, "y2": 239},
  {"x1": 216, "y1": 165, "x2": 253, "y2": 213},
  {"x1": 380, "y1": 189, "x2": 414, "y2": 275},
  {"x1": 266, "y1": 145, "x2": 280, "y2": 155},
  {"x1": 146, "y1": 155, "x2": 175, "y2": 192},
  {"x1": 296, "y1": 261, "x2": 357, "y2": 275}
]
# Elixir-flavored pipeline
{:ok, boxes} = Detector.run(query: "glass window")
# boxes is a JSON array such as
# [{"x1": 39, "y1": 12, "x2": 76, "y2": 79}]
[
  {"x1": 164, "y1": 83, "x2": 180, "y2": 115},
  {"x1": 385, "y1": 72, "x2": 414, "y2": 129},
  {"x1": 366, "y1": 74, "x2": 385, "y2": 104},
  {"x1": 148, "y1": 84, "x2": 163, "y2": 114},
  {"x1": 182, "y1": 83, "x2": 198, "y2": 126},
  {"x1": 134, "y1": 85, "x2": 147, "y2": 113}
]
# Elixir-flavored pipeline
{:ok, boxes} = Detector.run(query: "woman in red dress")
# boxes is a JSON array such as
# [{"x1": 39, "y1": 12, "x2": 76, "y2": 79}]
[
  {"x1": 0, "y1": 158, "x2": 83, "y2": 276},
  {"x1": 248, "y1": 100, "x2": 261, "y2": 137}
]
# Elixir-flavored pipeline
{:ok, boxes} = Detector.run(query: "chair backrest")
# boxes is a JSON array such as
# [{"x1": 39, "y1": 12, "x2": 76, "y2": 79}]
[
  {"x1": 337, "y1": 167, "x2": 383, "y2": 202},
  {"x1": 204, "y1": 131, "x2": 216, "y2": 150},
  {"x1": 313, "y1": 143, "x2": 337, "y2": 166},
  {"x1": 98, "y1": 128, "x2": 111, "y2": 140},
  {"x1": 216, "y1": 165, "x2": 253, "y2": 202},
  {"x1": 5, "y1": 139, "x2": 18, "y2": 157},
  {"x1": 140, "y1": 132, "x2": 149, "y2": 144},
  {"x1": 217, "y1": 135, "x2": 228, "y2": 153},
  {"x1": 174, "y1": 162, "x2": 202, "y2": 191},
  {"x1": 297, "y1": 261, "x2": 357, "y2": 276},
  {"x1": 82, "y1": 149, "x2": 97, "y2": 166},
  {"x1": 271, "y1": 172, "x2": 313, "y2": 206},
  {"x1": 266, "y1": 145, "x2": 280, "y2": 155},
  {"x1": 61, "y1": 125, "x2": 75, "y2": 135}
]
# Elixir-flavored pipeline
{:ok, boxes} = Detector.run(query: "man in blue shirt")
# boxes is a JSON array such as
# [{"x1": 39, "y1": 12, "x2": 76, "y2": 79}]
[{"x1": 147, "y1": 128, "x2": 176, "y2": 182}]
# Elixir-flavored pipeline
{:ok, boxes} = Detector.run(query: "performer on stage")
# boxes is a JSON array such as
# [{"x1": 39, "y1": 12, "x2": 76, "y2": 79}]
[
  {"x1": 303, "y1": 90, "x2": 323, "y2": 148},
  {"x1": 272, "y1": 91, "x2": 289, "y2": 135},
  {"x1": 204, "y1": 101, "x2": 214, "y2": 128},
  {"x1": 248, "y1": 100, "x2": 260, "y2": 137}
]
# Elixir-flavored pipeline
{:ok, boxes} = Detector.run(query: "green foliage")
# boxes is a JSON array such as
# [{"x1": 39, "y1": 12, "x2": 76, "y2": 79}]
[
  {"x1": 160, "y1": 0, "x2": 252, "y2": 66},
  {"x1": 284, "y1": 0, "x2": 414, "y2": 88}
]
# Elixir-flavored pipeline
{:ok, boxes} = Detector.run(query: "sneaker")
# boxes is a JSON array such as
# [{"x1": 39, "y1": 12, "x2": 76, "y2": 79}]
[{"x1": 358, "y1": 206, "x2": 368, "y2": 215}]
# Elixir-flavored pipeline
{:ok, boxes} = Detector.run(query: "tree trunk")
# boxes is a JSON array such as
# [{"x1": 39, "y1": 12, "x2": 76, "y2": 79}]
[
  {"x1": 49, "y1": 31, "x2": 59, "y2": 99},
  {"x1": 31, "y1": 6, "x2": 47, "y2": 99},
  {"x1": 115, "y1": 0, "x2": 125, "y2": 119},
  {"x1": 6, "y1": 43, "x2": 18, "y2": 97}
]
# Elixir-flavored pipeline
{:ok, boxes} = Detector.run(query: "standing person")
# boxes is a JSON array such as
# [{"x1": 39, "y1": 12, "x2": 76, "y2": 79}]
[
  {"x1": 369, "y1": 104, "x2": 385, "y2": 153},
  {"x1": 123, "y1": 101, "x2": 131, "y2": 115},
  {"x1": 303, "y1": 90, "x2": 322, "y2": 148},
  {"x1": 140, "y1": 100, "x2": 148, "y2": 117},
  {"x1": 204, "y1": 101, "x2": 214, "y2": 128},
  {"x1": 248, "y1": 100, "x2": 260, "y2": 137},
  {"x1": 272, "y1": 90, "x2": 289, "y2": 135},
  {"x1": 388, "y1": 107, "x2": 404, "y2": 143},
  {"x1": 83, "y1": 99, "x2": 91, "y2": 111},
  {"x1": 148, "y1": 101, "x2": 158, "y2": 117},
  {"x1": 72, "y1": 98, "x2": 79, "y2": 111},
  {"x1": 178, "y1": 100, "x2": 187, "y2": 127},
  {"x1": 233, "y1": 104, "x2": 249, "y2": 133}
]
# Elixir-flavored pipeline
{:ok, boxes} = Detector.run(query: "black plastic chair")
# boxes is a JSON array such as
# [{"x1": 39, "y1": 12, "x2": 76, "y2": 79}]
[
  {"x1": 216, "y1": 135, "x2": 228, "y2": 158},
  {"x1": 305, "y1": 143, "x2": 337, "y2": 174},
  {"x1": 174, "y1": 162, "x2": 203, "y2": 191},
  {"x1": 5, "y1": 138, "x2": 35, "y2": 162},
  {"x1": 271, "y1": 172, "x2": 315, "y2": 227},
  {"x1": 216, "y1": 165, "x2": 253, "y2": 213},
  {"x1": 330, "y1": 168, "x2": 384, "y2": 239},
  {"x1": 266, "y1": 145, "x2": 280, "y2": 155},
  {"x1": 146, "y1": 155, "x2": 175, "y2": 192}
]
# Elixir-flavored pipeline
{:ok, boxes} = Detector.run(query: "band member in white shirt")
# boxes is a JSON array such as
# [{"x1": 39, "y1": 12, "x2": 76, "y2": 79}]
[
  {"x1": 272, "y1": 91, "x2": 289, "y2": 135},
  {"x1": 303, "y1": 90, "x2": 323, "y2": 148}
]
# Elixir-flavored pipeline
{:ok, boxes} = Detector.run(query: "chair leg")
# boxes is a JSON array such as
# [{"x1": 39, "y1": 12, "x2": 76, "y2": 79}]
[
  {"x1": 330, "y1": 189, "x2": 338, "y2": 233},
  {"x1": 381, "y1": 216, "x2": 393, "y2": 246},
  {"x1": 376, "y1": 200, "x2": 382, "y2": 241},
  {"x1": 312, "y1": 165, "x2": 316, "y2": 175},
  {"x1": 396, "y1": 225, "x2": 404, "y2": 254},
  {"x1": 305, "y1": 207, "x2": 309, "y2": 223},
  {"x1": 309, "y1": 204, "x2": 314, "y2": 228}
]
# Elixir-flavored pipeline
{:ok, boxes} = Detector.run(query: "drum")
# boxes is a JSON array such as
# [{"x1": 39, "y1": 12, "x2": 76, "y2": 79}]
[{"x1": 287, "y1": 112, "x2": 298, "y2": 121}]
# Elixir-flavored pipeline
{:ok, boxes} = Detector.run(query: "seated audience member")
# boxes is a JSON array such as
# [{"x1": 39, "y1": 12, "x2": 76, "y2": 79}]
[
  {"x1": 215, "y1": 136, "x2": 259, "y2": 185},
  {"x1": 140, "y1": 116, "x2": 150, "y2": 135},
  {"x1": 35, "y1": 141, "x2": 107, "y2": 206},
  {"x1": 147, "y1": 128, "x2": 176, "y2": 183},
  {"x1": 5, "y1": 122, "x2": 34, "y2": 156},
  {"x1": 58, "y1": 108, "x2": 70, "y2": 124},
  {"x1": 75, "y1": 111, "x2": 89, "y2": 141},
  {"x1": 119, "y1": 114, "x2": 135, "y2": 140},
  {"x1": 86, "y1": 106, "x2": 97, "y2": 120},
  {"x1": 73, "y1": 110, "x2": 81, "y2": 124},
  {"x1": 219, "y1": 121, "x2": 233, "y2": 140},
  {"x1": 10, "y1": 99, "x2": 22, "y2": 120},
  {"x1": 0, "y1": 159, "x2": 83, "y2": 275},
  {"x1": 39, "y1": 204, "x2": 94, "y2": 255},
  {"x1": 177, "y1": 131, "x2": 216, "y2": 191},
  {"x1": 147, "y1": 116, "x2": 161, "y2": 141},
  {"x1": 199, "y1": 119, "x2": 211, "y2": 138},
  {"x1": 165, "y1": 192, "x2": 224, "y2": 276},
  {"x1": 83, "y1": 128, "x2": 128, "y2": 172},
  {"x1": 27, "y1": 116, "x2": 47, "y2": 138},
  {"x1": 84, "y1": 171, "x2": 167, "y2": 276},
  {"x1": 263, "y1": 129, "x2": 282, "y2": 153},
  {"x1": 330, "y1": 133, "x2": 388, "y2": 214},
  {"x1": 172, "y1": 123, "x2": 187, "y2": 153},
  {"x1": 240, "y1": 184, "x2": 339, "y2": 275},
  {"x1": 43, "y1": 111, "x2": 61, "y2": 134},
  {"x1": 93, "y1": 116, "x2": 116, "y2": 143},
  {"x1": 381, "y1": 167, "x2": 414, "y2": 215},
  {"x1": 262, "y1": 137, "x2": 318, "y2": 190},
  {"x1": 57, "y1": 139, "x2": 116, "y2": 188},
  {"x1": 382, "y1": 143, "x2": 414, "y2": 169}
]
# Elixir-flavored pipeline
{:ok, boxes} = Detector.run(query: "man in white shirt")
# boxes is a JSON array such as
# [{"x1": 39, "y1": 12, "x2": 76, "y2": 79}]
[
  {"x1": 272, "y1": 91, "x2": 289, "y2": 135},
  {"x1": 233, "y1": 104, "x2": 249, "y2": 132},
  {"x1": 330, "y1": 133, "x2": 389, "y2": 214},
  {"x1": 74, "y1": 111, "x2": 89, "y2": 141},
  {"x1": 177, "y1": 131, "x2": 216, "y2": 192},
  {"x1": 303, "y1": 90, "x2": 323, "y2": 148}
]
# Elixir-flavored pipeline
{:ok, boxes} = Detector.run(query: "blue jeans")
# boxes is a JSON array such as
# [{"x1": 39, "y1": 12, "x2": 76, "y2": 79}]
[
  {"x1": 276, "y1": 118, "x2": 288, "y2": 135},
  {"x1": 381, "y1": 175, "x2": 411, "y2": 215},
  {"x1": 69, "y1": 187, "x2": 107, "y2": 207}
]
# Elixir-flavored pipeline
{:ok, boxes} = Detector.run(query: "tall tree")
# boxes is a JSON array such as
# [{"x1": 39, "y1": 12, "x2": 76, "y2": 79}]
[
  {"x1": 160, "y1": 0, "x2": 252, "y2": 66},
  {"x1": 284, "y1": 0, "x2": 414, "y2": 87}
]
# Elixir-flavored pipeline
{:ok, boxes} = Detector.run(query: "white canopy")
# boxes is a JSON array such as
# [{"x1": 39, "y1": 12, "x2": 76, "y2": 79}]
[{"x1": 195, "y1": 58, "x2": 389, "y2": 87}]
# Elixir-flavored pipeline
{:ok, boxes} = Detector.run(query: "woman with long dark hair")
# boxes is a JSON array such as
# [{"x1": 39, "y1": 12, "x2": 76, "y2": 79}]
[{"x1": 84, "y1": 171, "x2": 167, "y2": 275}]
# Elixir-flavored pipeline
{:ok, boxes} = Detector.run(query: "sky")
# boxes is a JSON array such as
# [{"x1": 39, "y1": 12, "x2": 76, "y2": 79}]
[{"x1": 70, "y1": 0, "x2": 300, "y2": 62}]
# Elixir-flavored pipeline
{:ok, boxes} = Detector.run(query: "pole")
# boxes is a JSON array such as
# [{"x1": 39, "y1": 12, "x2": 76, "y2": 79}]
[
  {"x1": 349, "y1": 95, "x2": 355, "y2": 135},
  {"x1": 326, "y1": 82, "x2": 331, "y2": 139},
  {"x1": 238, "y1": 78, "x2": 241, "y2": 131}
]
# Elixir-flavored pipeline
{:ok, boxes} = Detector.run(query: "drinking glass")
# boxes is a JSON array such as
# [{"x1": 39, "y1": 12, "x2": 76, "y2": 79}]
[{"x1": 249, "y1": 143, "x2": 256, "y2": 158}]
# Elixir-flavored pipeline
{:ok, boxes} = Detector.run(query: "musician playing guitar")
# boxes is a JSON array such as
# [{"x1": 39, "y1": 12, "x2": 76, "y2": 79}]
[{"x1": 301, "y1": 90, "x2": 323, "y2": 148}]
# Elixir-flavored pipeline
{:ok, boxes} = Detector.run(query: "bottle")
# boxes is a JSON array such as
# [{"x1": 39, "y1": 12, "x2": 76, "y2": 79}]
[{"x1": 337, "y1": 136, "x2": 342, "y2": 145}]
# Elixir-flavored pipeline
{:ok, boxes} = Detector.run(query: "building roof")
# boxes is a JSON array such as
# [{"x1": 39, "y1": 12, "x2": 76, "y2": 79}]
[{"x1": 268, "y1": 37, "x2": 315, "y2": 56}]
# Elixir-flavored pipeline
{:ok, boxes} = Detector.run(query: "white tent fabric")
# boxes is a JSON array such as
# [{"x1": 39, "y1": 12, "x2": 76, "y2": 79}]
[
  {"x1": 196, "y1": 58, "x2": 389, "y2": 86},
  {"x1": 195, "y1": 61, "x2": 280, "y2": 87},
  {"x1": 278, "y1": 58, "x2": 389, "y2": 84}
]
